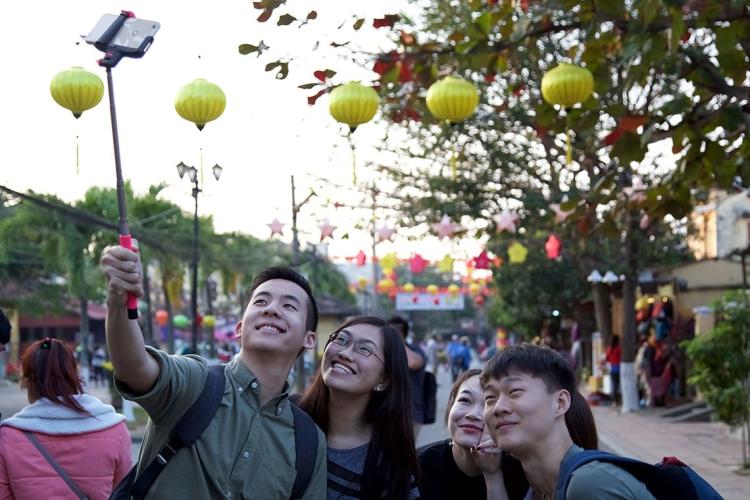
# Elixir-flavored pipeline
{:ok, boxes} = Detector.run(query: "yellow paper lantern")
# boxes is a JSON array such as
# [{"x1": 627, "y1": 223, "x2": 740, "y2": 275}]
[
  {"x1": 437, "y1": 255, "x2": 455, "y2": 273},
  {"x1": 50, "y1": 66, "x2": 104, "y2": 118},
  {"x1": 379, "y1": 252, "x2": 400, "y2": 273},
  {"x1": 541, "y1": 64, "x2": 594, "y2": 164},
  {"x1": 426, "y1": 284, "x2": 439, "y2": 295},
  {"x1": 357, "y1": 276, "x2": 368, "y2": 290},
  {"x1": 448, "y1": 284, "x2": 460, "y2": 297},
  {"x1": 426, "y1": 76, "x2": 479, "y2": 178},
  {"x1": 203, "y1": 315, "x2": 216, "y2": 328},
  {"x1": 541, "y1": 64, "x2": 594, "y2": 107},
  {"x1": 175, "y1": 78, "x2": 226, "y2": 131},
  {"x1": 329, "y1": 81, "x2": 380, "y2": 132},
  {"x1": 508, "y1": 242, "x2": 528, "y2": 264},
  {"x1": 378, "y1": 278, "x2": 395, "y2": 294},
  {"x1": 469, "y1": 282, "x2": 481, "y2": 296},
  {"x1": 402, "y1": 283, "x2": 415, "y2": 293},
  {"x1": 426, "y1": 76, "x2": 479, "y2": 122},
  {"x1": 328, "y1": 81, "x2": 379, "y2": 184}
]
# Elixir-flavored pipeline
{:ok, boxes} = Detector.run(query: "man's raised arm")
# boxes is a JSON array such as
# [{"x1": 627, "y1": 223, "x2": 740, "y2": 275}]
[{"x1": 101, "y1": 246, "x2": 160, "y2": 394}]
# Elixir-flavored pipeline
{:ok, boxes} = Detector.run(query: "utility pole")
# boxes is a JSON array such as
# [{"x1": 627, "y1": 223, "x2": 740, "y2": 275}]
[
  {"x1": 290, "y1": 174, "x2": 315, "y2": 391},
  {"x1": 370, "y1": 183, "x2": 380, "y2": 316}
]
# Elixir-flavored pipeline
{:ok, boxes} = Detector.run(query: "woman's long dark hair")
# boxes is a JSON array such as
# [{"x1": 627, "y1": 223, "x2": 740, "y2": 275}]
[
  {"x1": 566, "y1": 391, "x2": 599, "y2": 450},
  {"x1": 297, "y1": 316, "x2": 417, "y2": 499},
  {"x1": 21, "y1": 337, "x2": 89, "y2": 415}
]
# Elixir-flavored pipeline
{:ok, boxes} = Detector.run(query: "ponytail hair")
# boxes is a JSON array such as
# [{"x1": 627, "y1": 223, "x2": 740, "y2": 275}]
[
  {"x1": 21, "y1": 338, "x2": 89, "y2": 415},
  {"x1": 566, "y1": 391, "x2": 598, "y2": 450}
]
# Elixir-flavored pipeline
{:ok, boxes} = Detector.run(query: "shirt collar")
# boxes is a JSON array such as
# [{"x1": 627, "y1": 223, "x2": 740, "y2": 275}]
[{"x1": 227, "y1": 355, "x2": 291, "y2": 409}]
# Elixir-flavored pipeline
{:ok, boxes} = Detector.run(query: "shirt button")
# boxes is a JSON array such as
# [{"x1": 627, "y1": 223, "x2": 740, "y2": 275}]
[
  {"x1": 243, "y1": 451, "x2": 250, "y2": 458},
  {"x1": 276, "y1": 406, "x2": 283, "y2": 415},
  {"x1": 251, "y1": 382, "x2": 258, "y2": 389},
  {"x1": 237, "y1": 387, "x2": 243, "y2": 393}
]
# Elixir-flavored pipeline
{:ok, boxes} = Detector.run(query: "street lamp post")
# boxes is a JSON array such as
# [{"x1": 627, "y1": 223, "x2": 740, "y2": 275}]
[{"x1": 177, "y1": 161, "x2": 223, "y2": 356}]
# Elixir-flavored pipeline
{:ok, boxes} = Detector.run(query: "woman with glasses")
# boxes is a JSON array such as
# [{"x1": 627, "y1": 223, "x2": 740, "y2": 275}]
[
  {"x1": 0, "y1": 338, "x2": 131, "y2": 499},
  {"x1": 296, "y1": 316, "x2": 419, "y2": 499}
]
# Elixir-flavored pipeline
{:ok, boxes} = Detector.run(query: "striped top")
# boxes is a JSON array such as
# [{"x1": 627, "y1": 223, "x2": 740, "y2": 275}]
[{"x1": 327, "y1": 442, "x2": 419, "y2": 499}]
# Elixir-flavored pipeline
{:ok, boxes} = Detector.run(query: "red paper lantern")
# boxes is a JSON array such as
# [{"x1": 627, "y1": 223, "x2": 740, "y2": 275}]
[
  {"x1": 355, "y1": 250, "x2": 367, "y2": 267},
  {"x1": 545, "y1": 234, "x2": 562, "y2": 259},
  {"x1": 155, "y1": 310, "x2": 169, "y2": 327},
  {"x1": 409, "y1": 254, "x2": 429, "y2": 273}
]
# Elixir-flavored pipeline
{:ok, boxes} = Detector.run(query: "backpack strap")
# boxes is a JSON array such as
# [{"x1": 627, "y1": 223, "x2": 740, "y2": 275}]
[
  {"x1": 289, "y1": 402, "x2": 318, "y2": 499},
  {"x1": 129, "y1": 363, "x2": 225, "y2": 497},
  {"x1": 23, "y1": 431, "x2": 89, "y2": 500},
  {"x1": 555, "y1": 450, "x2": 708, "y2": 500},
  {"x1": 555, "y1": 450, "x2": 647, "y2": 499}
]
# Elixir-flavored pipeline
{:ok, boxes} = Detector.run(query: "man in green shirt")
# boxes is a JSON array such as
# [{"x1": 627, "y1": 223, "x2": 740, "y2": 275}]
[{"x1": 101, "y1": 247, "x2": 327, "y2": 499}]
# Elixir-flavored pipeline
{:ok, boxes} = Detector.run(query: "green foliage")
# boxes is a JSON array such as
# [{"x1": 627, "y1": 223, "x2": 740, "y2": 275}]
[
  {"x1": 0, "y1": 185, "x2": 354, "y2": 320},
  {"x1": 299, "y1": 249, "x2": 356, "y2": 305},
  {"x1": 684, "y1": 291, "x2": 750, "y2": 428}
]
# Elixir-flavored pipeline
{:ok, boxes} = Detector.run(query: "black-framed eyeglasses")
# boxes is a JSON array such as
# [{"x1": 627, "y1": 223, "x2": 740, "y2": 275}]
[{"x1": 328, "y1": 331, "x2": 384, "y2": 363}]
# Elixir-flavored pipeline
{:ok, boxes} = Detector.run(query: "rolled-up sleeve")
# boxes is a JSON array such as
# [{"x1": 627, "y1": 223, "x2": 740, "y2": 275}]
[{"x1": 114, "y1": 347, "x2": 206, "y2": 425}]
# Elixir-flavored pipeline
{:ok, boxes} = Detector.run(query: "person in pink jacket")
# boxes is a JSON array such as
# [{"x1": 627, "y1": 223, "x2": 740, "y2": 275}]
[{"x1": 0, "y1": 337, "x2": 132, "y2": 499}]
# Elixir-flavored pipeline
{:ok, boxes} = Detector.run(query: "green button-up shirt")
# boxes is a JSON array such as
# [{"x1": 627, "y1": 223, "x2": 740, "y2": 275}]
[{"x1": 117, "y1": 347, "x2": 327, "y2": 499}]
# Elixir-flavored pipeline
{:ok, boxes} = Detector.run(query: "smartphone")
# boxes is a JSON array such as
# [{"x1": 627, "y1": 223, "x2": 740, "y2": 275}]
[{"x1": 85, "y1": 14, "x2": 160, "y2": 52}]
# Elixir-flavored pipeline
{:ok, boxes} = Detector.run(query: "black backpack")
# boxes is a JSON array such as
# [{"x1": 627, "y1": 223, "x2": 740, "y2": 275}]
[
  {"x1": 110, "y1": 364, "x2": 318, "y2": 499},
  {"x1": 555, "y1": 450, "x2": 722, "y2": 500},
  {"x1": 421, "y1": 371, "x2": 438, "y2": 424}
]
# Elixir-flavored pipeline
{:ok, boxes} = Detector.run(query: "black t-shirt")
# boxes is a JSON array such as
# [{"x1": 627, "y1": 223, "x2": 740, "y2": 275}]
[
  {"x1": 0, "y1": 308, "x2": 10, "y2": 345},
  {"x1": 417, "y1": 440, "x2": 528, "y2": 500}
]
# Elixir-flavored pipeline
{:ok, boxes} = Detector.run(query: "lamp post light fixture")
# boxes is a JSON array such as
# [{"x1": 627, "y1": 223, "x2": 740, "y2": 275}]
[
  {"x1": 177, "y1": 161, "x2": 223, "y2": 356},
  {"x1": 587, "y1": 269, "x2": 603, "y2": 283}
]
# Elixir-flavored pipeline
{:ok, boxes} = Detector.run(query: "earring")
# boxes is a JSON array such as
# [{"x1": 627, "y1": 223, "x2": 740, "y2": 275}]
[{"x1": 374, "y1": 384, "x2": 386, "y2": 392}]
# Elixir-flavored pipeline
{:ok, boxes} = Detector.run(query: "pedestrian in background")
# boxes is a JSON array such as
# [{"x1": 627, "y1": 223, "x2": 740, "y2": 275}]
[
  {"x1": 297, "y1": 316, "x2": 420, "y2": 499},
  {"x1": 0, "y1": 337, "x2": 131, "y2": 499},
  {"x1": 447, "y1": 334, "x2": 462, "y2": 381},
  {"x1": 605, "y1": 335, "x2": 622, "y2": 407},
  {"x1": 388, "y1": 315, "x2": 427, "y2": 437},
  {"x1": 91, "y1": 345, "x2": 107, "y2": 388},
  {"x1": 425, "y1": 335, "x2": 440, "y2": 374},
  {"x1": 0, "y1": 308, "x2": 10, "y2": 353}
]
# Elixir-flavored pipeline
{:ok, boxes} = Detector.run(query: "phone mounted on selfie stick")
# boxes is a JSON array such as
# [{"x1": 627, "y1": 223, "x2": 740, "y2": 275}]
[{"x1": 86, "y1": 11, "x2": 160, "y2": 319}]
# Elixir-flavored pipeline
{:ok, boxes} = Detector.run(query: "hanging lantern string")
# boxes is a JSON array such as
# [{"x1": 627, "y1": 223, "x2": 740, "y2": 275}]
[
  {"x1": 565, "y1": 111, "x2": 573, "y2": 165},
  {"x1": 450, "y1": 122, "x2": 459, "y2": 179},
  {"x1": 348, "y1": 131, "x2": 357, "y2": 185},
  {"x1": 75, "y1": 134, "x2": 80, "y2": 174}
]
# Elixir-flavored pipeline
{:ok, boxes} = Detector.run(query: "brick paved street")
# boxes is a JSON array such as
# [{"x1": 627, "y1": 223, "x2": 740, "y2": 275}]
[{"x1": 592, "y1": 404, "x2": 749, "y2": 499}]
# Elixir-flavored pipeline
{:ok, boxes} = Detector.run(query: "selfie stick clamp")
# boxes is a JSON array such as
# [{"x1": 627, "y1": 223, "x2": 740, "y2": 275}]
[{"x1": 90, "y1": 10, "x2": 157, "y2": 320}]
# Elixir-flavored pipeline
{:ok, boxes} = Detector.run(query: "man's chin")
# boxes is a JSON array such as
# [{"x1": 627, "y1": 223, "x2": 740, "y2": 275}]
[{"x1": 245, "y1": 336, "x2": 300, "y2": 356}]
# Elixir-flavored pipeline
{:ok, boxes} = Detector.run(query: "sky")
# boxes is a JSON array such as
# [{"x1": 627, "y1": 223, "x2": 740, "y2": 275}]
[{"x1": 3, "y1": 0, "x2": 488, "y2": 276}]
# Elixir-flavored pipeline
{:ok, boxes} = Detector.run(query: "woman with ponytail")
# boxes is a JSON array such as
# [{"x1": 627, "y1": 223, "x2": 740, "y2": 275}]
[
  {"x1": 0, "y1": 338, "x2": 131, "y2": 499},
  {"x1": 297, "y1": 316, "x2": 420, "y2": 499}
]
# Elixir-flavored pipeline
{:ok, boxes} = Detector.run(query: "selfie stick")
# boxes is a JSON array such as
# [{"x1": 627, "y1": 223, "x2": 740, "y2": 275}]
[{"x1": 91, "y1": 11, "x2": 157, "y2": 320}]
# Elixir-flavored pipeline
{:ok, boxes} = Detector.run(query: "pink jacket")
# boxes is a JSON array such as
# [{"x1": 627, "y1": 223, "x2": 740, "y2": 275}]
[{"x1": 0, "y1": 395, "x2": 132, "y2": 500}]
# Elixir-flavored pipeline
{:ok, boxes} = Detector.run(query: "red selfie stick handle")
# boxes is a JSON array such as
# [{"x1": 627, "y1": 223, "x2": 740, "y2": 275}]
[{"x1": 119, "y1": 234, "x2": 139, "y2": 319}]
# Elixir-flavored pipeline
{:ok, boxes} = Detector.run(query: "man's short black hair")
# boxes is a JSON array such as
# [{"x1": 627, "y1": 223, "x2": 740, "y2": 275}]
[
  {"x1": 480, "y1": 343, "x2": 575, "y2": 395},
  {"x1": 387, "y1": 315, "x2": 408, "y2": 338},
  {"x1": 246, "y1": 267, "x2": 318, "y2": 332},
  {"x1": 0, "y1": 308, "x2": 11, "y2": 345}
]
